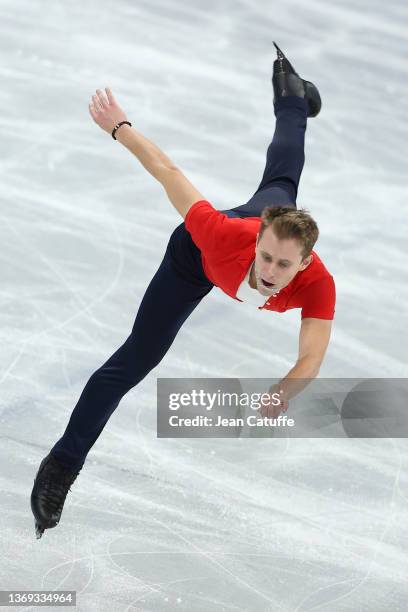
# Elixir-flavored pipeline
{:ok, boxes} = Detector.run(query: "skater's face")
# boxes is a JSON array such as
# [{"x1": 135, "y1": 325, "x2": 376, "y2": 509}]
[{"x1": 252, "y1": 226, "x2": 312, "y2": 297}]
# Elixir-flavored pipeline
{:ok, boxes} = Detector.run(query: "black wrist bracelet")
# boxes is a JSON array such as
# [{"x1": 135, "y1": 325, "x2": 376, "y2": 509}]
[{"x1": 112, "y1": 121, "x2": 132, "y2": 140}]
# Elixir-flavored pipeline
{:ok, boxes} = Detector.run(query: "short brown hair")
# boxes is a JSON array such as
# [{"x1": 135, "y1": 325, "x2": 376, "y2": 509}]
[{"x1": 258, "y1": 206, "x2": 319, "y2": 259}]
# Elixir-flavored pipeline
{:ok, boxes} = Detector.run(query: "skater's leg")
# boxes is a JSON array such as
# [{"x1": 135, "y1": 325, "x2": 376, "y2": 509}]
[
  {"x1": 50, "y1": 224, "x2": 213, "y2": 471},
  {"x1": 222, "y1": 96, "x2": 308, "y2": 219}
]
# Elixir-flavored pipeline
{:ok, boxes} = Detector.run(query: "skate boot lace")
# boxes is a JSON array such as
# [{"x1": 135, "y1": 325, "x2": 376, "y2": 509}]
[
  {"x1": 38, "y1": 466, "x2": 80, "y2": 516},
  {"x1": 276, "y1": 46, "x2": 285, "y2": 66},
  {"x1": 273, "y1": 41, "x2": 286, "y2": 73}
]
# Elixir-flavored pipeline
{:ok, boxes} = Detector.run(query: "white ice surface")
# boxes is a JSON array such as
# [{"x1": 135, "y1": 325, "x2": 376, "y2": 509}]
[{"x1": 1, "y1": 0, "x2": 408, "y2": 610}]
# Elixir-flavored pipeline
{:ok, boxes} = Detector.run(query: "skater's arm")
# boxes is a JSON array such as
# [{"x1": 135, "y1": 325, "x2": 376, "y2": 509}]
[
  {"x1": 158, "y1": 167, "x2": 207, "y2": 219},
  {"x1": 115, "y1": 129, "x2": 205, "y2": 217},
  {"x1": 282, "y1": 317, "x2": 332, "y2": 391},
  {"x1": 259, "y1": 318, "x2": 332, "y2": 417},
  {"x1": 89, "y1": 88, "x2": 206, "y2": 217},
  {"x1": 278, "y1": 318, "x2": 332, "y2": 397},
  {"x1": 297, "y1": 317, "x2": 332, "y2": 373},
  {"x1": 114, "y1": 126, "x2": 205, "y2": 218},
  {"x1": 89, "y1": 87, "x2": 175, "y2": 176},
  {"x1": 115, "y1": 126, "x2": 177, "y2": 181}
]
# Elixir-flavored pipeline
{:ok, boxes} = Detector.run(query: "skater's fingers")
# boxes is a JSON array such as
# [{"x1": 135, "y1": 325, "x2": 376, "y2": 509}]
[
  {"x1": 88, "y1": 103, "x2": 98, "y2": 121},
  {"x1": 91, "y1": 94, "x2": 100, "y2": 110},
  {"x1": 96, "y1": 88, "x2": 109, "y2": 109},
  {"x1": 92, "y1": 94, "x2": 105, "y2": 113},
  {"x1": 105, "y1": 87, "x2": 116, "y2": 106}
]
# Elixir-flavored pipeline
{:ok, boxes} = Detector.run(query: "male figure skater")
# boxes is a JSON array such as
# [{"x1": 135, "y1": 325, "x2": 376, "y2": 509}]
[{"x1": 31, "y1": 43, "x2": 335, "y2": 538}]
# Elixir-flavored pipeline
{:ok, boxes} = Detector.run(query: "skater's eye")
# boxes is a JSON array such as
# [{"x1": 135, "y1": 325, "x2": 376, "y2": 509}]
[{"x1": 261, "y1": 253, "x2": 290, "y2": 268}]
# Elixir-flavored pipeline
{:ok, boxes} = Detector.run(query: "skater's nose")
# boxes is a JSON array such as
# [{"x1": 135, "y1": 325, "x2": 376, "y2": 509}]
[{"x1": 265, "y1": 262, "x2": 278, "y2": 278}]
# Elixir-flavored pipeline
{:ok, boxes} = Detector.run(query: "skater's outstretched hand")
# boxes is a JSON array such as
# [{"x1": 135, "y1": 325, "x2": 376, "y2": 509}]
[
  {"x1": 88, "y1": 87, "x2": 128, "y2": 135},
  {"x1": 257, "y1": 384, "x2": 289, "y2": 419}
]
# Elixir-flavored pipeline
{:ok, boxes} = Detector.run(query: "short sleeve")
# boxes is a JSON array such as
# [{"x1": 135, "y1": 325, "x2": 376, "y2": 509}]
[
  {"x1": 300, "y1": 275, "x2": 336, "y2": 320},
  {"x1": 184, "y1": 200, "x2": 250, "y2": 256}
]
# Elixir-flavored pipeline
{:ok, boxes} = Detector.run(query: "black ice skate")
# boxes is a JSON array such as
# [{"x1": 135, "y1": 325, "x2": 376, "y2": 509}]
[
  {"x1": 30, "y1": 454, "x2": 81, "y2": 539},
  {"x1": 272, "y1": 41, "x2": 322, "y2": 118}
]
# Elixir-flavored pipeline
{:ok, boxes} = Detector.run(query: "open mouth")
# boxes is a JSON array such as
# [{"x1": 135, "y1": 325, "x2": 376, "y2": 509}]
[{"x1": 262, "y1": 279, "x2": 275, "y2": 288}]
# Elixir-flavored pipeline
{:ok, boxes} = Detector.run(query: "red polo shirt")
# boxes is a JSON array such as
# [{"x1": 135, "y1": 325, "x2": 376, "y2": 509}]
[{"x1": 184, "y1": 200, "x2": 335, "y2": 320}]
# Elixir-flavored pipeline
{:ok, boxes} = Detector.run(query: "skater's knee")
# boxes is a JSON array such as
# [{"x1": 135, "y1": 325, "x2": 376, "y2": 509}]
[{"x1": 91, "y1": 350, "x2": 161, "y2": 391}]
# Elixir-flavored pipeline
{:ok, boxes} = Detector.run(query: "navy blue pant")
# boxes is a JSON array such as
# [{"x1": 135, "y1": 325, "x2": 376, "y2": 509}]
[{"x1": 51, "y1": 96, "x2": 308, "y2": 470}]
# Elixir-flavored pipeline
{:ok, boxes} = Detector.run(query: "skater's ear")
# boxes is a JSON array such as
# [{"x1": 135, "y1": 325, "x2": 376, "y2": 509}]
[{"x1": 299, "y1": 254, "x2": 313, "y2": 270}]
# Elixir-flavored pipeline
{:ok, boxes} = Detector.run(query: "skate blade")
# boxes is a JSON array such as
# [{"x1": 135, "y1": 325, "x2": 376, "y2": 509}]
[
  {"x1": 272, "y1": 41, "x2": 286, "y2": 59},
  {"x1": 35, "y1": 521, "x2": 45, "y2": 539}
]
